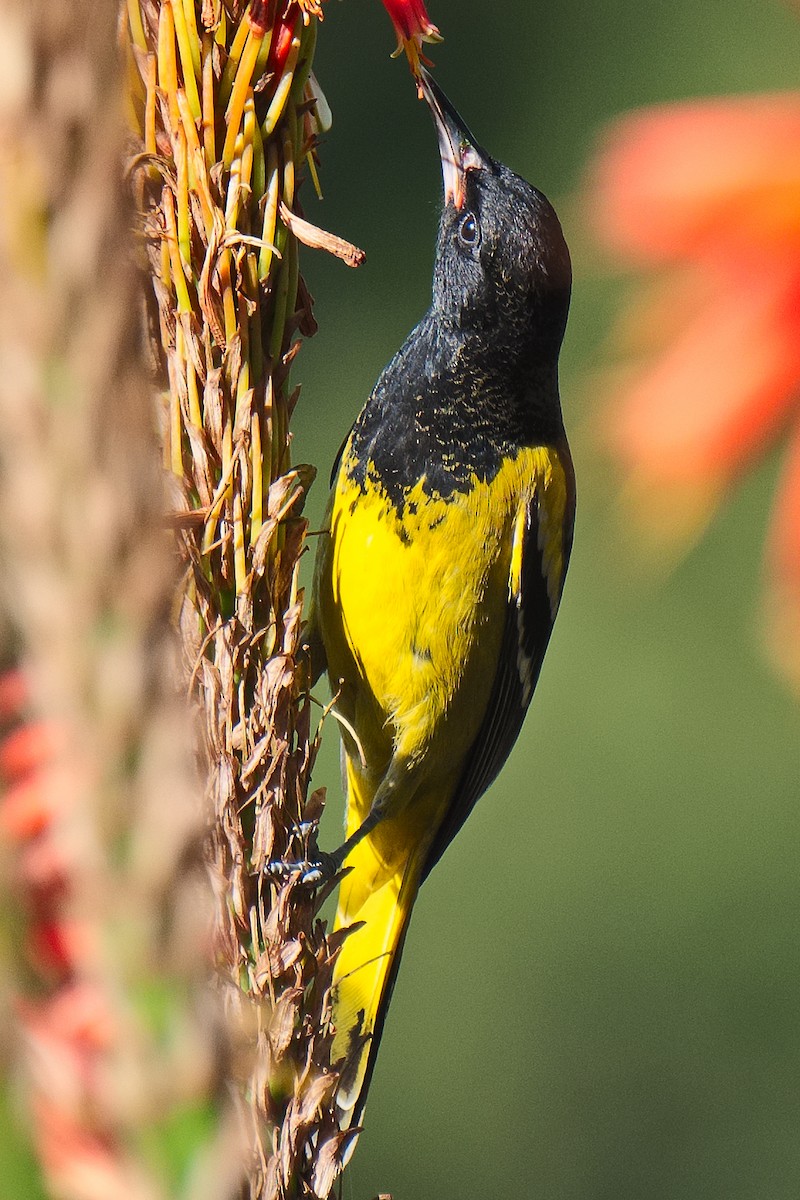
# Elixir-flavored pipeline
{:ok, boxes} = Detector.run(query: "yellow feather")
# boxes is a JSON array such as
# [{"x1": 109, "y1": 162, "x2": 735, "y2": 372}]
[
  {"x1": 312, "y1": 441, "x2": 570, "y2": 1127},
  {"x1": 330, "y1": 754, "x2": 448, "y2": 1116}
]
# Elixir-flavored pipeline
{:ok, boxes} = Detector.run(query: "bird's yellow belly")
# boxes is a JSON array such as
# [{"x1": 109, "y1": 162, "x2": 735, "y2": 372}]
[{"x1": 317, "y1": 454, "x2": 538, "y2": 786}]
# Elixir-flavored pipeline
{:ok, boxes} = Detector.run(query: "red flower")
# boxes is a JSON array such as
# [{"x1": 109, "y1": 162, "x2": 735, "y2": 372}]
[
  {"x1": 586, "y1": 93, "x2": 800, "y2": 688},
  {"x1": 0, "y1": 680, "x2": 94, "y2": 989},
  {"x1": 267, "y1": 10, "x2": 297, "y2": 77},
  {"x1": 380, "y1": 0, "x2": 442, "y2": 74}
]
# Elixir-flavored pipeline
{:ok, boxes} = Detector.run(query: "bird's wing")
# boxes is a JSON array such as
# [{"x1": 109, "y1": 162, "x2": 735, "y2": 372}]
[{"x1": 421, "y1": 451, "x2": 573, "y2": 881}]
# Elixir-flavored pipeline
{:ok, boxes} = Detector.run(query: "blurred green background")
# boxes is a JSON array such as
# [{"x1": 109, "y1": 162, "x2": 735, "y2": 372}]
[{"x1": 297, "y1": 1, "x2": 800, "y2": 1198}]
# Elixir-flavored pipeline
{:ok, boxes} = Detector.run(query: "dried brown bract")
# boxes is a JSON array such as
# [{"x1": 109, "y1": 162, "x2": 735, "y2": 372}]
[{"x1": 123, "y1": 2, "x2": 362, "y2": 1195}]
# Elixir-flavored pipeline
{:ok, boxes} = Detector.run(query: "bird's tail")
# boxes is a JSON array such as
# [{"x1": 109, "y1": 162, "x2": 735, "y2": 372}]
[{"x1": 331, "y1": 761, "x2": 440, "y2": 1133}]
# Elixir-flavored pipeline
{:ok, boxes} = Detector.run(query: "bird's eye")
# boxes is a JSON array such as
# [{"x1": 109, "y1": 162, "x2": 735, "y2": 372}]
[{"x1": 458, "y1": 212, "x2": 479, "y2": 247}]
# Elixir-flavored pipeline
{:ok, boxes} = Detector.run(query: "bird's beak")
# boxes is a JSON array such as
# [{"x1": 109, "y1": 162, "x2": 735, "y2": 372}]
[{"x1": 420, "y1": 69, "x2": 487, "y2": 210}]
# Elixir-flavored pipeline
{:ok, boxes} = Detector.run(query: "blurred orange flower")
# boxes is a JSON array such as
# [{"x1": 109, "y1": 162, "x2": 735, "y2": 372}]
[
  {"x1": 0, "y1": 677, "x2": 122, "y2": 1191},
  {"x1": 586, "y1": 92, "x2": 800, "y2": 688},
  {"x1": 380, "y1": 0, "x2": 442, "y2": 73}
]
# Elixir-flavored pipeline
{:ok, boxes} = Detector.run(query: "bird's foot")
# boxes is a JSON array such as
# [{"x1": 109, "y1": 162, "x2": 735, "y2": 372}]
[
  {"x1": 266, "y1": 821, "x2": 344, "y2": 888},
  {"x1": 265, "y1": 850, "x2": 340, "y2": 887}
]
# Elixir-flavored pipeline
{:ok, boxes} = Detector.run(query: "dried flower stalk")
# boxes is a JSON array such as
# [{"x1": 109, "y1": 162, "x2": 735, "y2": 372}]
[
  {"x1": 0, "y1": 1, "x2": 239, "y2": 1198},
  {"x1": 124, "y1": 2, "x2": 363, "y2": 1195}
]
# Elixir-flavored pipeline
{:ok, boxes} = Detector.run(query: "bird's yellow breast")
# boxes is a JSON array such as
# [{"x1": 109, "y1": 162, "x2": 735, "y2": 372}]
[{"x1": 314, "y1": 443, "x2": 568, "y2": 788}]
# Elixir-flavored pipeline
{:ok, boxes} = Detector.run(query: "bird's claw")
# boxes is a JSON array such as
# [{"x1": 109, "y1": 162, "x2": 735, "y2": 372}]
[{"x1": 265, "y1": 850, "x2": 340, "y2": 888}]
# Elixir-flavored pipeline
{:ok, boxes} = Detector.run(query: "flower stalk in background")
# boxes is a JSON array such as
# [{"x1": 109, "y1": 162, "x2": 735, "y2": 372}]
[{"x1": 585, "y1": 92, "x2": 800, "y2": 690}]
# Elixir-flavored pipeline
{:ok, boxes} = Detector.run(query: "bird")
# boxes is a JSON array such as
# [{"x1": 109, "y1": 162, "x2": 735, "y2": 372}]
[{"x1": 304, "y1": 69, "x2": 575, "y2": 1136}]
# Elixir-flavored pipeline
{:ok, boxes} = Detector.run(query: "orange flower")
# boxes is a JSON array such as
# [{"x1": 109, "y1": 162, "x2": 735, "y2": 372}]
[
  {"x1": 380, "y1": 0, "x2": 442, "y2": 74},
  {"x1": 586, "y1": 93, "x2": 800, "y2": 688}
]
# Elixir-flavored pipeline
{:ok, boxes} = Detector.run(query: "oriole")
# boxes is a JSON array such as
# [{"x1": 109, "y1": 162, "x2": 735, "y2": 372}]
[{"x1": 305, "y1": 70, "x2": 575, "y2": 1135}]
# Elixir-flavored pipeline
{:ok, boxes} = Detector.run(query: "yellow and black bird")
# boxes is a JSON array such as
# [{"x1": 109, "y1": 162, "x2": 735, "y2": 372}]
[{"x1": 306, "y1": 70, "x2": 575, "y2": 1133}]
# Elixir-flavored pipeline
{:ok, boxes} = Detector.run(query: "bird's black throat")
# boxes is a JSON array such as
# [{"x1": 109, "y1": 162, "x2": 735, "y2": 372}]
[{"x1": 344, "y1": 310, "x2": 565, "y2": 509}]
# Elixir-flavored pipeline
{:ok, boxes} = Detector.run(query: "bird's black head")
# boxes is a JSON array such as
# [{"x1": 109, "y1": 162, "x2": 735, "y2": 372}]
[{"x1": 421, "y1": 72, "x2": 571, "y2": 376}]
